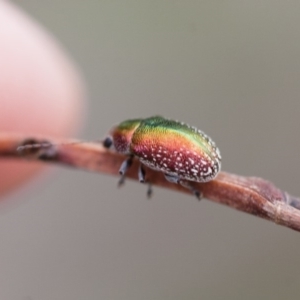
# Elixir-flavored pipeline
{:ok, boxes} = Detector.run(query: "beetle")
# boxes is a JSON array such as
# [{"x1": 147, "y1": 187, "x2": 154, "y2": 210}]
[{"x1": 103, "y1": 116, "x2": 221, "y2": 199}]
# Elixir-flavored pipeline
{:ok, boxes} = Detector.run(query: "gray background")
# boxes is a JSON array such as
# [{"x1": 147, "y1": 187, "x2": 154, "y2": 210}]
[{"x1": 2, "y1": 1, "x2": 300, "y2": 299}]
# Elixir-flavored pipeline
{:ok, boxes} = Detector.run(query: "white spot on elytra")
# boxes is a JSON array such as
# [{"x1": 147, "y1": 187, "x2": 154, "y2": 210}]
[
  {"x1": 203, "y1": 167, "x2": 212, "y2": 176},
  {"x1": 188, "y1": 158, "x2": 195, "y2": 165}
]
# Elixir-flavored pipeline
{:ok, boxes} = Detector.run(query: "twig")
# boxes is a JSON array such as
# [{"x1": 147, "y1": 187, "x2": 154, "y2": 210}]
[{"x1": 1, "y1": 132, "x2": 300, "y2": 232}]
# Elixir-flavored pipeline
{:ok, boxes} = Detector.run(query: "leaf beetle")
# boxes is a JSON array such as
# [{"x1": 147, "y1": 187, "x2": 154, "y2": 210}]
[{"x1": 103, "y1": 116, "x2": 221, "y2": 199}]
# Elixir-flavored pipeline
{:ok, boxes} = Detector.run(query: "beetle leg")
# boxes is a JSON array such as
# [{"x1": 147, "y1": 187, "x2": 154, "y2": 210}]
[
  {"x1": 164, "y1": 173, "x2": 180, "y2": 183},
  {"x1": 118, "y1": 155, "x2": 133, "y2": 186},
  {"x1": 164, "y1": 174, "x2": 201, "y2": 200},
  {"x1": 179, "y1": 180, "x2": 202, "y2": 200},
  {"x1": 138, "y1": 164, "x2": 153, "y2": 198},
  {"x1": 147, "y1": 184, "x2": 153, "y2": 199},
  {"x1": 138, "y1": 164, "x2": 146, "y2": 183},
  {"x1": 119, "y1": 155, "x2": 134, "y2": 175}
]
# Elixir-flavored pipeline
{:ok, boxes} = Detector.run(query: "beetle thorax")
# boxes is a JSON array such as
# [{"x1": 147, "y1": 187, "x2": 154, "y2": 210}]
[
  {"x1": 112, "y1": 132, "x2": 133, "y2": 154},
  {"x1": 111, "y1": 119, "x2": 142, "y2": 154}
]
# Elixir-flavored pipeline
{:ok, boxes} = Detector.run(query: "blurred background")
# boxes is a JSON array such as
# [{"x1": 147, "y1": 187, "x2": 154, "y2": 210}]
[{"x1": 1, "y1": 1, "x2": 300, "y2": 299}]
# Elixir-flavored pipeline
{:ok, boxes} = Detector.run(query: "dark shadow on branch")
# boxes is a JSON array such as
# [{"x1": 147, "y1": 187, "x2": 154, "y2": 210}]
[{"x1": 1, "y1": 133, "x2": 300, "y2": 232}]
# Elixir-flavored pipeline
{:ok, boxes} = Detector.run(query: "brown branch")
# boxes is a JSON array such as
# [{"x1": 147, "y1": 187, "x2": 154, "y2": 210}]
[{"x1": 1, "y1": 132, "x2": 300, "y2": 232}]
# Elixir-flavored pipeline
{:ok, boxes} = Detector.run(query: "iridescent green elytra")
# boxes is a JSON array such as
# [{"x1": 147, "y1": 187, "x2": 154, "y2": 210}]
[{"x1": 104, "y1": 116, "x2": 221, "y2": 198}]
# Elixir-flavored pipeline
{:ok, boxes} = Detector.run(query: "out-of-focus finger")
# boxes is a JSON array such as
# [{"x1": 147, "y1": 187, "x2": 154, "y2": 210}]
[{"x1": 0, "y1": 1, "x2": 86, "y2": 197}]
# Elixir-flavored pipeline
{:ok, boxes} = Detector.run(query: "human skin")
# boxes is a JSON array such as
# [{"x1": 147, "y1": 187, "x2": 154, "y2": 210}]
[{"x1": 0, "y1": 1, "x2": 86, "y2": 197}]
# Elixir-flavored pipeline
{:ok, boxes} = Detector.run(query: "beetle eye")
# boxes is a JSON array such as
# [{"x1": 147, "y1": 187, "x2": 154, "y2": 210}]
[{"x1": 103, "y1": 137, "x2": 113, "y2": 149}]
